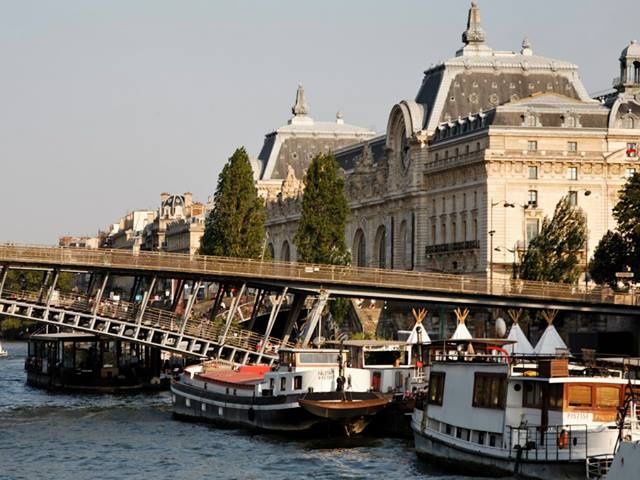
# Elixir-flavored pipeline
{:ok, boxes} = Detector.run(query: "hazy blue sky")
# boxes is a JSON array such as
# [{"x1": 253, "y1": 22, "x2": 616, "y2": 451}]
[{"x1": 0, "y1": 0, "x2": 637, "y2": 244}]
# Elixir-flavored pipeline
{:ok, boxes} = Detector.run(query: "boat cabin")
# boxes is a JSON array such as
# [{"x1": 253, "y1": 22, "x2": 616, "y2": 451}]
[
  {"x1": 418, "y1": 338, "x2": 640, "y2": 461},
  {"x1": 25, "y1": 332, "x2": 166, "y2": 391}
]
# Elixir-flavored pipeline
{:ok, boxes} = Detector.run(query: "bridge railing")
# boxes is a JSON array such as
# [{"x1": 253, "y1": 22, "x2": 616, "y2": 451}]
[
  {"x1": 0, "y1": 285, "x2": 294, "y2": 353},
  {"x1": 0, "y1": 244, "x2": 635, "y2": 307}
]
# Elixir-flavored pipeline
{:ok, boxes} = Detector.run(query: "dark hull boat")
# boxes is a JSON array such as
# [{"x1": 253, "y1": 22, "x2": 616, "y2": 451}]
[{"x1": 171, "y1": 349, "x2": 391, "y2": 435}]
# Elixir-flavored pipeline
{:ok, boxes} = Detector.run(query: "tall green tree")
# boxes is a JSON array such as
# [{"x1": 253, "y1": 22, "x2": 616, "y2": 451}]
[
  {"x1": 519, "y1": 195, "x2": 587, "y2": 283},
  {"x1": 294, "y1": 153, "x2": 350, "y2": 265},
  {"x1": 589, "y1": 231, "x2": 628, "y2": 288},
  {"x1": 588, "y1": 173, "x2": 640, "y2": 288},
  {"x1": 612, "y1": 172, "x2": 640, "y2": 272},
  {"x1": 200, "y1": 147, "x2": 266, "y2": 258}
]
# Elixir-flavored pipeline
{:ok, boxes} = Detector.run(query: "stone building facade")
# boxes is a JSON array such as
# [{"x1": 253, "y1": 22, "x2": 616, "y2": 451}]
[
  {"x1": 141, "y1": 192, "x2": 205, "y2": 253},
  {"x1": 260, "y1": 2, "x2": 640, "y2": 285},
  {"x1": 253, "y1": 84, "x2": 376, "y2": 260}
]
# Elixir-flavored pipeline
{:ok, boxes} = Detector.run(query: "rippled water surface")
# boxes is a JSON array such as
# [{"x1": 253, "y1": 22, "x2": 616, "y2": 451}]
[{"x1": 0, "y1": 341, "x2": 492, "y2": 480}]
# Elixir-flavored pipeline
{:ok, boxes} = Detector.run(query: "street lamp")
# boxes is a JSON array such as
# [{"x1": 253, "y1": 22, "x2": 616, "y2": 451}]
[
  {"x1": 489, "y1": 200, "x2": 515, "y2": 293},
  {"x1": 260, "y1": 231, "x2": 271, "y2": 261},
  {"x1": 582, "y1": 190, "x2": 591, "y2": 291}
]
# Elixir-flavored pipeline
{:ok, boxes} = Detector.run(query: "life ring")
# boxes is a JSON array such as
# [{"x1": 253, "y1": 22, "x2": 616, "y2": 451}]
[
  {"x1": 557, "y1": 429, "x2": 569, "y2": 449},
  {"x1": 487, "y1": 346, "x2": 511, "y2": 364}
]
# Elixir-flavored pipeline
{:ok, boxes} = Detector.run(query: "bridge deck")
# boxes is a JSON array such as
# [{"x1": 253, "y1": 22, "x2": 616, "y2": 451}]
[{"x1": 0, "y1": 245, "x2": 638, "y2": 316}]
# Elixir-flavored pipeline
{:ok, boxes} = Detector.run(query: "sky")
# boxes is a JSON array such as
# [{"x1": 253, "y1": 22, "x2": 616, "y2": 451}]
[{"x1": 0, "y1": 0, "x2": 637, "y2": 245}]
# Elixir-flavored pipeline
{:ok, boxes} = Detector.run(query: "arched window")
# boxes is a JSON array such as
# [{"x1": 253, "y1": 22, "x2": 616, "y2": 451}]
[
  {"x1": 634, "y1": 61, "x2": 640, "y2": 84},
  {"x1": 281, "y1": 241, "x2": 290, "y2": 262},
  {"x1": 398, "y1": 220, "x2": 407, "y2": 270},
  {"x1": 374, "y1": 226, "x2": 387, "y2": 269},
  {"x1": 352, "y1": 229, "x2": 367, "y2": 267}
]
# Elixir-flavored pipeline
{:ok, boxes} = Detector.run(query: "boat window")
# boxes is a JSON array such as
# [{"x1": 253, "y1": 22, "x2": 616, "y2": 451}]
[
  {"x1": 298, "y1": 352, "x2": 340, "y2": 365},
  {"x1": 568, "y1": 385, "x2": 592, "y2": 407},
  {"x1": 280, "y1": 377, "x2": 287, "y2": 391},
  {"x1": 364, "y1": 351, "x2": 405, "y2": 366},
  {"x1": 428, "y1": 372, "x2": 445, "y2": 405},
  {"x1": 280, "y1": 351, "x2": 295, "y2": 367},
  {"x1": 472, "y1": 373, "x2": 506, "y2": 409},
  {"x1": 522, "y1": 382, "x2": 543, "y2": 408},
  {"x1": 548, "y1": 383, "x2": 564, "y2": 410},
  {"x1": 269, "y1": 378, "x2": 274, "y2": 390},
  {"x1": 294, "y1": 375, "x2": 302, "y2": 390},
  {"x1": 595, "y1": 386, "x2": 620, "y2": 408}
]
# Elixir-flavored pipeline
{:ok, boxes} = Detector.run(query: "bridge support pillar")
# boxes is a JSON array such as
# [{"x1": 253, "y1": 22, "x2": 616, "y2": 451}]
[
  {"x1": 301, "y1": 290, "x2": 330, "y2": 347},
  {"x1": 209, "y1": 283, "x2": 227, "y2": 322},
  {"x1": 0, "y1": 265, "x2": 8, "y2": 298},
  {"x1": 217, "y1": 283, "x2": 246, "y2": 348},
  {"x1": 133, "y1": 276, "x2": 157, "y2": 339},
  {"x1": 246, "y1": 289, "x2": 266, "y2": 331},
  {"x1": 302, "y1": 290, "x2": 329, "y2": 347},
  {"x1": 171, "y1": 279, "x2": 186, "y2": 313},
  {"x1": 129, "y1": 275, "x2": 142, "y2": 303},
  {"x1": 281, "y1": 293, "x2": 306, "y2": 345},
  {"x1": 38, "y1": 269, "x2": 51, "y2": 303},
  {"x1": 256, "y1": 287, "x2": 288, "y2": 363},
  {"x1": 91, "y1": 273, "x2": 109, "y2": 329},
  {"x1": 180, "y1": 280, "x2": 201, "y2": 334}
]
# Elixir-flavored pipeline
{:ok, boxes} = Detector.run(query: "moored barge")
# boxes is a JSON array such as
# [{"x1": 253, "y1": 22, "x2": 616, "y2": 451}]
[{"x1": 25, "y1": 331, "x2": 168, "y2": 392}]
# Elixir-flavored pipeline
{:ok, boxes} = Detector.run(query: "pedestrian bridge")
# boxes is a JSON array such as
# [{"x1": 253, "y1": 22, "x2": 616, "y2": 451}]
[{"x1": 0, "y1": 245, "x2": 638, "y2": 362}]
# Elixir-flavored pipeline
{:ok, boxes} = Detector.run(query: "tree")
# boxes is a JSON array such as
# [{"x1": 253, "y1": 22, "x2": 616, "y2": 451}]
[
  {"x1": 589, "y1": 231, "x2": 628, "y2": 288},
  {"x1": 200, "y1": 147, "x2": 266, "y2": 258},
  {"x1": 294, "y1": 153, "x2": 350, "y2": 265},
  {"x1": 612, "y1": 172, "x2": 640, "y2": 273},
  {"x1": 294, "y1": 153, "x2": 350, "y2": 331},
  {"x1": 519, "y1": 195, "x2": 586, "y2": 283}
]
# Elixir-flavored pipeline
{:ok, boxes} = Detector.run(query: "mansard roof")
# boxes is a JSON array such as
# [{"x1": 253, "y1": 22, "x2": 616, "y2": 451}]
[
  {"x1": 254, "y1": 85, "x2": 375, "y2": 182},
  {"x1": 414, "y1": 2, "x2": 593, "y2": 134}
]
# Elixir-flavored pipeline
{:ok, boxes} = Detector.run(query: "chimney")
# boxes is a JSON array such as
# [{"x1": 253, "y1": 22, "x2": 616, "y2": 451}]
[{"x1": 184, "y1": 192, "x2": 193, "y2": 206}]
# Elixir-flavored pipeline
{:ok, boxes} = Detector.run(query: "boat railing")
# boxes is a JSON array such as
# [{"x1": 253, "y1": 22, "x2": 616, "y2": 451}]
[
  {"x1": 507, "y1": 424, "x2": 592, "y2": 462},
  {"x1": 432, "y1": 350, "x2": 510, "y2": 364},
  {"x1": 585, "y1": 453, "x2": 614, "y2": 479}
]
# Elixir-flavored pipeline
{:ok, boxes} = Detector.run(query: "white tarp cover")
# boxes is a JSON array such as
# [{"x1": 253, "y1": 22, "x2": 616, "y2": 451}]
[
  {"x1": 533, "y1": 324, "x2": 567, "y2": 355},
  {"x1": 406, "y1": 322, "x2": 431, "y2": 344},
  {"x1": 451, "y1": 322, "x2": 472, "y2": 340},
  {"x1": 504, "y1": 323, "x2": 534, "y2": 355}
]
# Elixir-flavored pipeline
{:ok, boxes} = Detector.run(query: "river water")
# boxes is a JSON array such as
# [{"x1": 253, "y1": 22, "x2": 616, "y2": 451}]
[{"x1": 0, "y1": 342, "x2": 489, "y2": 480}]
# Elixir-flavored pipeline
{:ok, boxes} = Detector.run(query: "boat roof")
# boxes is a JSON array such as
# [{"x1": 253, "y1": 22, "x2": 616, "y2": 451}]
[
  {"x1": 196, "y1": 365, "x2": 271, "y2": 388},
  {"x1": 30, "y1": 332, "x2": 97, "y2": 340},
  {"x1": 326, "y1": 339, "x2": 408, "y2": 348},
  {"x1": 427, "y1": 338, "x2": 516, "y2": 348},
  {"x1": 279, "y1": 347, "x2": 343, "y2": 353}
]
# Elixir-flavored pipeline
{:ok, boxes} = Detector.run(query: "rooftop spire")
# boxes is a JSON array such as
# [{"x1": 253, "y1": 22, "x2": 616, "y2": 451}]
[
  {"x1": 462, "y1": 1, "x2": 486, "y2": 46},
  {"x1": 292, "y1": 84, "x2": 309, "y2": 116}
]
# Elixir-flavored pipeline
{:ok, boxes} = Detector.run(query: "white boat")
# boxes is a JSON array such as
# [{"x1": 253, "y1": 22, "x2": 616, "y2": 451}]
[
  {"x1": 172, "y1": 310, "x2": 430, "y2": 436},
  {"x1": 171, "y1": 347, "x2": 389, "y2": 435},
  {"x1": 0, "y1": 342, "x2": 8, "y2": 358},
  {"x1": 411, "y1": 333, "x2": 640, "y2": 480}
]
